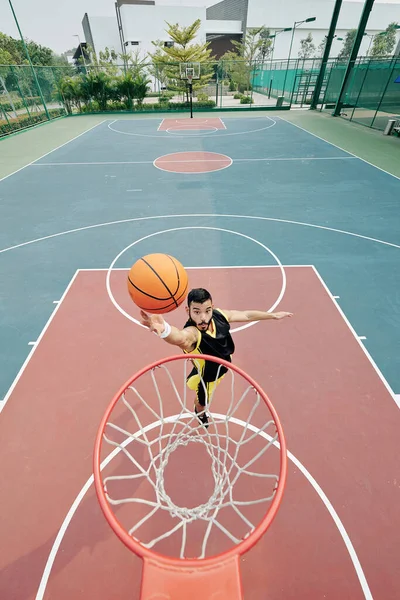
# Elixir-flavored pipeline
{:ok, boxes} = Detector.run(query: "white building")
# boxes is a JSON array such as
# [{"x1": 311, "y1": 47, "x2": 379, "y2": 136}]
[{"x1": 80, "y1": 0, "x2": 400, "y2": 62}]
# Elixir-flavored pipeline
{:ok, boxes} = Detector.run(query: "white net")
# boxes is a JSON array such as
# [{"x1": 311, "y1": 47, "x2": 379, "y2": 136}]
[{"x1": 100, "y1": 357, "x2": 283, "y2": 559}]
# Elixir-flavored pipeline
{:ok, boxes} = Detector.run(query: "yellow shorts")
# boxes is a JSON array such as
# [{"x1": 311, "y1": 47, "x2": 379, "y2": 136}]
[{"x1": 187, "y1": 372, "x2": 225, "y2": 407}]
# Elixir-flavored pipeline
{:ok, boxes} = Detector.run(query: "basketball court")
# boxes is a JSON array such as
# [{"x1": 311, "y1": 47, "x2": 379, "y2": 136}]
[{"x1": 0, "y1": 113, "x2": 399, "y2": 599}]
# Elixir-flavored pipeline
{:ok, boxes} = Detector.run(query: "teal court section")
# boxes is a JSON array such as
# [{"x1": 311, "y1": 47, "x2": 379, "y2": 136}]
[{"x1": 1, "y1": 116, "x2": 399, "y2": 402}]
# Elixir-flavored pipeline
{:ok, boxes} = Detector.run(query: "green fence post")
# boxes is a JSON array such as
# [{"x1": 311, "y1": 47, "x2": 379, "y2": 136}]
[
  {"x1": 7, "y1": 0, "x2": 50, "y2": 120},
  {"x1": 370, "y1": 57, "x2": 398, "y2": 129},
  {"x1": 350, "y1": 59, "x2": 371, "y2": 124}
]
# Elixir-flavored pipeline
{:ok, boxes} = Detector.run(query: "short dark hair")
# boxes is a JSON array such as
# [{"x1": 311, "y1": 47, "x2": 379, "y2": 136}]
[{"x1": 187, "y1": 288, "x2": 212, "y2": 306}]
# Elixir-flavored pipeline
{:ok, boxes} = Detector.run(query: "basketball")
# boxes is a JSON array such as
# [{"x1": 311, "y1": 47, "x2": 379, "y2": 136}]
[{"x1": 127, "y1": 253, "x2": 189, "y2": 314}]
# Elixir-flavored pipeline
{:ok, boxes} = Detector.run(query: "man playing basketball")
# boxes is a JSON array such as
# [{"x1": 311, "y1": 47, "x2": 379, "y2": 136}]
[{"x1": 140, "y1": 288, "x2": 292, "y2": 427}]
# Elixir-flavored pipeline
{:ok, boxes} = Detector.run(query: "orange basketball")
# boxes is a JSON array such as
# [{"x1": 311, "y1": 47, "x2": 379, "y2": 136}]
[{"x1": 127, "y1": 254, "x2": 189, "y2": 314}]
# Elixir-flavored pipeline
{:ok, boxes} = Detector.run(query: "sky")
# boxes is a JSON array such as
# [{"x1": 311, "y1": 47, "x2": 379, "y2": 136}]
[{"x1": 1, "y1": 0, "x2": 400, "y2": 54}]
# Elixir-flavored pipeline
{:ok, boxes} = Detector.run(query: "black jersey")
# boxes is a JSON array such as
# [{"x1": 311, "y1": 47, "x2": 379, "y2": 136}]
[{"x1": 183, "y1": 309, "x2": 235, "y2": 382}]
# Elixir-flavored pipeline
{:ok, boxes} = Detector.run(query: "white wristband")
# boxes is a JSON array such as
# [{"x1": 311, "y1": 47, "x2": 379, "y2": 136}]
[{"x1": 159, "y1": 321, "x2": 172, "y2": 339}]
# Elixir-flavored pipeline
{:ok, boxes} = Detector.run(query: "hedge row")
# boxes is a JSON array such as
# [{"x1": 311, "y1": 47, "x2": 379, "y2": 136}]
[
  {"x1": 0, "y1": 108, "x2": 65, "y2": 136},
  {"x1": 79, "y1": 99, "x2": 216, "y2": 113},
  {"x1": 0, "y1": 96, "x2": 42, "y2": 112}
]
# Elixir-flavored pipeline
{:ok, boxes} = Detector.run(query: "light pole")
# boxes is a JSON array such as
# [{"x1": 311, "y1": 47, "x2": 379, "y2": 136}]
[
  {"x1": 282, "y1": 17, "x2": 316, "y2": 97},
  {"x1": 269, "y1": 28, "x2": 292, "y2": 64},
  {"x1": 267, "y1": 28, "x2": 292, "y2": 98},
  {"x1": 7, "y1": 0, "x2": 50, "y2": 119},
  {"x1": 73, "y1": 34, "x2": 87, "y2": 73}
]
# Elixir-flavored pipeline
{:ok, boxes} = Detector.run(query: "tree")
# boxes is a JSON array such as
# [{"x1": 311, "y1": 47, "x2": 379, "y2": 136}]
[
  {"x1": 338, "y1": 29, "x2": 357, "y2": 60},
  {"x1": 298, "y1": 33, "x2": 316, "y2": 59},
  {"x1": 317, "y1": 37, "x2": 327, "y2": 58},
  {"x1": 148, "y1": 19, "x2": 214, "y2": 100},
  {"x1": 370, "y1": 22, "x2": 399, "y2": 57},
  {"x1": 221, "y1": 27, "x2": 265, "y2": 92},
  {"x1": 257, "y1": 27, "x2": 272, "y2": 63}
]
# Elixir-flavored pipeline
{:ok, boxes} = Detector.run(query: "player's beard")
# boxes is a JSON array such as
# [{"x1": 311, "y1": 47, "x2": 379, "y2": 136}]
[
  {"x1": 197, "y1": 318, "x2": 212, "y2": 331},
  {"x1": 188, "y1": 314, "x2": 212, "y2": 331}
]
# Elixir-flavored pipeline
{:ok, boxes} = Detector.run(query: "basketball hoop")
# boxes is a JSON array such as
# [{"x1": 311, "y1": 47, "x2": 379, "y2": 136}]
[
  {"x1": 93, "y1": 354, "x2": 287, "y2": 600},
  {"x1": 187, "y1": 74, "x2": 193, "y2": 86}
]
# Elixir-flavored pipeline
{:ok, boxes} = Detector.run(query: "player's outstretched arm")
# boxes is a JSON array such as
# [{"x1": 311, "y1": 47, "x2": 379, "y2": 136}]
[
  {"x1": 221, "y1": 309, "x2": 293, "y2": 323},
  {"x1": 140, "y1": 311, "x2": 198, "y2": 350}
]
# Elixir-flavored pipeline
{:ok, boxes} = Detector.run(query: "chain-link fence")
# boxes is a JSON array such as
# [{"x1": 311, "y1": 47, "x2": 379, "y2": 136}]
[
  {"x1": 1, "y1": 57, "x2": 399, "y2": 137},
  {"x1": 0, "y1": 64, "x2": 68, "y2": 137},
  {"x1": 321, "y1": 56, "x2": 400, "y2": 130}
]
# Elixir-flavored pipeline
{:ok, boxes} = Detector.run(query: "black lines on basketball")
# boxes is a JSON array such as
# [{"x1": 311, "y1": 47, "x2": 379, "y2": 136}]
[{"x1": 127, "y1": 253, "x2": 189, "y2": 314}]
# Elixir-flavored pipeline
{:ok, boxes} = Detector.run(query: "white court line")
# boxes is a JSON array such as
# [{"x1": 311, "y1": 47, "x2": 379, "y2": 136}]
[
  {"x1": 35, "y1": 413, "x2": 374, "y2": 600},
  {"x1": 105, "y1": 228, "x2": 286, "y2": 333},
  {"x1": 166, "y1": 127, "x2": 218, "y2": 134},
  {"x1": 358, "y1": 336, "x2": 367, "y2": 340},
  {"x1": 278, "y1": 117, "x2": 400, "y2": 182},
  {"x1": 153, "y1": 154, "x2": 233, "y2": 174},
  {"x1": 233, "y1": 156, "x2": 356, "y2": 162},
  {"x1": 2, "y1": 214, "x2": 399, "y2": 255},
  {"x1": 81, "y1": 265, "x2": 312, "y2": 271},
  {"x1": 156, "y1": 119, "x2": 165, "y2": 131},
  {"x1": 0, "y1": 120, "x2": 107, "y2": 184},
  {"x1": 312, "y1": 266, "x2": 396, "y2": 403},
  {"x1": 31, "y1": 156, "x2": 354, "y2": 167},
  {"x1": 126, "y1": 189, "x2": 142, "y2": 192},
  {"x1": 28, "y1": 342, "x2": 36, "y2": 346},
  {"x1": 108, "y1": 117, "x2": 277, "y2": 138},
  {"x1": 0, "y1": 271, "x2": 79, "y2": 410},
  {"x1": 334, "y1": 295, "x2": 340, "y2": 299},
  {"x1": 2, "y1": 213, "x2": 400, "y2": 255}
]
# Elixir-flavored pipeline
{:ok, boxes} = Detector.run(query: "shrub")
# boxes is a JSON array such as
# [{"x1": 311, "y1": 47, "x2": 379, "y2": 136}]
[
  {"x1": 240, "y1": 95, "x2": 254, "y2": 104},
  {"x1": 233, "y1": 93, "x2": 243, "y2": 100},
  {"x1": 196, "y1": 92, "x2": 209, "y2": 101},
  {"x1": 0, "y1": 108, "x2": 65, "y2": 137}
]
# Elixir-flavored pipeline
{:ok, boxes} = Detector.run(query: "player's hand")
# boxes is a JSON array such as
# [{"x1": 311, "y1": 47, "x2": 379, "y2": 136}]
[
  {"x1": 274, "y1": 311, "x2": 293, "y2": 320},
  {"x1": 140, "y1": 310, "x2": 166, "y2": 335}
]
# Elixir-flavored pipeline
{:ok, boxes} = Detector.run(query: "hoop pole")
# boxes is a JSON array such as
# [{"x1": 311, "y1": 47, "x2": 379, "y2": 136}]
[{"x1": 189, "y1": 80, "x2": 193, "y2": 118}]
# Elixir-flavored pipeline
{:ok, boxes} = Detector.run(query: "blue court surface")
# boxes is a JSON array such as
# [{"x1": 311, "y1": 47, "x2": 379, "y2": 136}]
[{"x1": 1, "y1": 114, "x2": 399, "y2": 405}]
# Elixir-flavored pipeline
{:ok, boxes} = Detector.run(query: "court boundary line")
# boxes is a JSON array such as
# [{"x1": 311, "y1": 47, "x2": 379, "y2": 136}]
[
  {"x1": 35, "y1": 412, "x2": 374, "y2": 600},
  {"x1": 81, "y1": 265, "x2": 312, "y2": 270},
  {"x1": 30, "y1": 156, "x2": 356, "y2": 167},
  {"x1": 107, "y1": 117, "x2": 277, "y2": 138},
  {"x1": 311, "y1": 266, "x2": 398, "y2": 406},
  {"x1": 0, "y1": 264, "x2": 299, "y2": 410},
  {"x1": 2, "y1": 214, "x2": 399, "y2": 255},
  {"x1": 0, "y1": 270, "x2": 79, "y2": 410},
  {"x1": 2, "y1": 264, "x2": 396, "y2": 414},
  {"x1": 0, "y1": 120, "x2": 107, "y2": 184},
  {"x1": 278, "y1": 117, "x2": 400, "y2": 182}
]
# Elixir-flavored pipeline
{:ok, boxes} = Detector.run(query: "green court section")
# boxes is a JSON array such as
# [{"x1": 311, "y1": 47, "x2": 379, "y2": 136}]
[
  {"x1": 281, "y1": 110, "x2": 400, "y2": 178},
  {"x1": 0, "y1": 115, "x2": 106, "y2": 179}
]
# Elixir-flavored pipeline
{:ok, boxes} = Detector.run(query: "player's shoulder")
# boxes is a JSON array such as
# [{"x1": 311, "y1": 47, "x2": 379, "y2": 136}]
[{"x1": 213, "y1": 308, "x2": 230, "y2": 323}]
